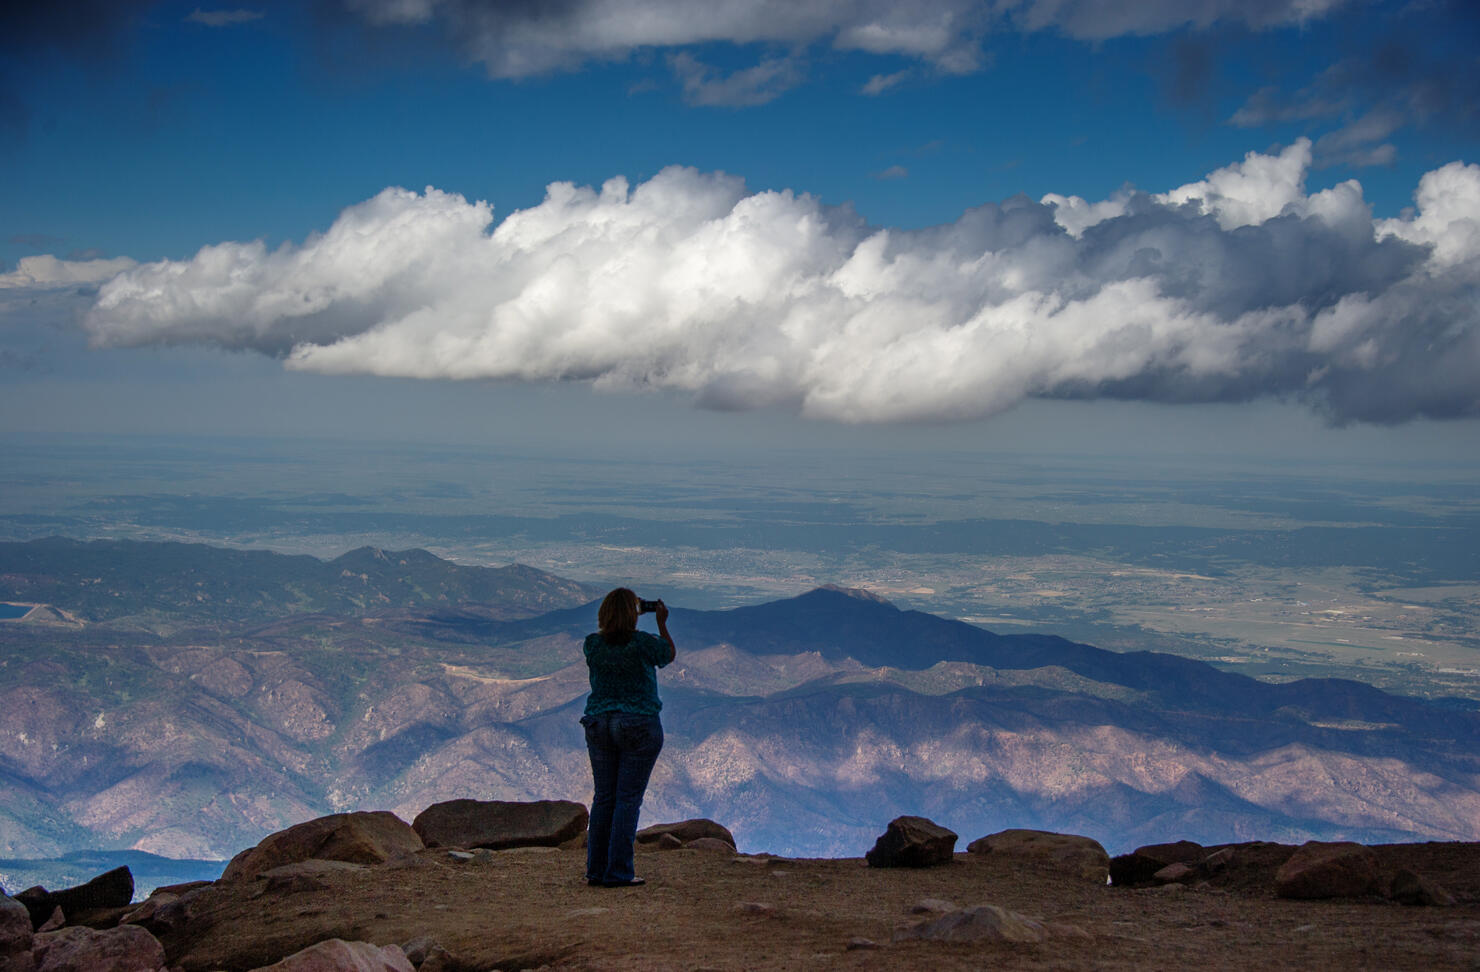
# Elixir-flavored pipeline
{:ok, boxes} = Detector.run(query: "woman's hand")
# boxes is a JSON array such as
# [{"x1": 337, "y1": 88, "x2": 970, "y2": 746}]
[{"x1": 655, "y1": 601, "x2": 675, "y2": 663}]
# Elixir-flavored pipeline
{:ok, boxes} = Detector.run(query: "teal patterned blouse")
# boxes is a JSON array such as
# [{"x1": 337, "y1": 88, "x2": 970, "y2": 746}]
[{"x1": 582, "y1": 630, "x2": 673, "y2": 716}]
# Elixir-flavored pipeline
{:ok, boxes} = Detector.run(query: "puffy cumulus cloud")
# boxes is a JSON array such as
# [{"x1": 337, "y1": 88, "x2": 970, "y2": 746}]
[
  {"x1": 0, "y1": 255, "x2": 139, "y2": 289},
  {"x1": 86, "y1": 146, "x2": 1480, "y2": 424},
  {"x1": 338, "y1": 0, "x2": 1336, "y2": 80}
]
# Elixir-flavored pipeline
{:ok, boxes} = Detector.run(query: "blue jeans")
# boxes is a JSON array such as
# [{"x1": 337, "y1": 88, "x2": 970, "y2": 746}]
[{"x1": 581, "y1": 711, "x2": 664, "y2": 884}]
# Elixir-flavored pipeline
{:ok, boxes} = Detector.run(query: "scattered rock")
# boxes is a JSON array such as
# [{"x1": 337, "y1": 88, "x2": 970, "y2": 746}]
[
  {"x1": 248, "y1": 937, "x2": 414, "y2": 971},
  {"x1": 1390, "y1": 869, "x2": 1455, "y2": 907},
  {"x1": 1153, "y1": 862, "x2": 1194, "y2": 885},
  {"x1": 893, "y1": 905, "x2": 1050, "y2": 944},
  {"x1": 637, "y1": 819, "x2": 737, "y2": 847},
  {"x1": 446, "y1": 850, "x2": 475, "y2": 862},
  {"x1": 31, "y1": 924, "x2": 166, "y2": 972},
  {"x1": 1275, "y1": 842, "x2": 1381, "y2": 900},
  {"x1": 865, "y1": 816, "x2": 957, "y2": 868},
  {"x1": 222, "y1": 812, "x2": 424, "y2": 882},
  {"x1": 412, "y1": 799, "x2": 589, "y2": 851},
  {"x1": 685, "y1": 837, "x2": 737, "y2": 853},
  {"x1": 967, "y1": 829, "x2": 1110, "y2": 884},
  {"x1": 846, "y1": 937, "x2": 879, "y2": 950},
  {"x1": 15, "y1": 867, "x2": 135, "y2": 929},
  {"x1": 656, "y1": 834, "x2": 684, "y2": 851}
]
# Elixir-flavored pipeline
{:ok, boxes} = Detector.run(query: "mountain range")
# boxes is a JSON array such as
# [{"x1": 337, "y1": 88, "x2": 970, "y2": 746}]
[{"x1": 1, "y1": 538, "x2": 1477, "y2": 861}]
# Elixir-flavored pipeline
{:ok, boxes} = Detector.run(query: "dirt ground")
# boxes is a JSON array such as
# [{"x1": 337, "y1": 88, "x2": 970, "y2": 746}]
[{"x1": 161, "y1": 842, "x2": 1480, "y2": 971}]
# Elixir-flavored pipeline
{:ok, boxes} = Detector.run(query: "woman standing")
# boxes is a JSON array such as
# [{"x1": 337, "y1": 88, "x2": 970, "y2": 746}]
[{"x1": 580, "y1": 587, "x2": 675, "y2": 887}]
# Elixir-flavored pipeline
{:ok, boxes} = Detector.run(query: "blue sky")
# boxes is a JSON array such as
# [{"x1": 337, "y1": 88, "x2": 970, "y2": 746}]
[{"x1": 2, "y1": 0, "x2": 1478, "y2": 457}]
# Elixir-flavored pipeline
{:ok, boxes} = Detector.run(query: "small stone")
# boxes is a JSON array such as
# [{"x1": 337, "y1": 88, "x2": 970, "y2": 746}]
[
  {"x1": 566, "y1": 907, "x2": 610, "y2": 918},
  {"x1": 733, "y1": 902, "x2": 776, "y2": 916},
  {"x1": 908, "y1": 898, "x2": 957, "y2": 915},
  {"x1": 893, "y1": 905, "x2": 1047, "y2": 944},
  {"x1": 447, "y1": 850, "x2": 475, "y2": 862},
  {"x1": 846, "y1": 938, "x2": 879, "y2": 950}
]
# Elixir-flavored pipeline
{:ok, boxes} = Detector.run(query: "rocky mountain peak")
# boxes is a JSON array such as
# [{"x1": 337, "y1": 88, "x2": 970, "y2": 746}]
[{"x1": 810, "y1": 584, "x2": 896, "y2": 607}]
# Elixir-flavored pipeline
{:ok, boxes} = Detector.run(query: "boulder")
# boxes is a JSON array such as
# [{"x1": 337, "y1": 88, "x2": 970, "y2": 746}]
[
  {"x1": 2, "y1": 894, "x2": 33, "y2": 962},
  {"x1": 636, "y1": 819, "x2": 737, "y2": 847},
  {"x1": 222, "y1": 812, "x2": 424, "y2": 882},
  {"x1": 967, "y1": 829, "x2": 1110, "y2": 884},
  {"x1": 249, "y1": 938, "x2": 415, "y2": 971},
  {"x1": 865, "y1": 816, "x2": 957, "y2": 868},
  {"x1": 1274, "y1": 841, "x2": 1381, "y2": 900},
  {"x1": 15, "y1": 867, "x2": 135, "y2": 929},
  {"x1": 893, "y1": 905, "x2": 1049, "y2": 944},
  {"x1": 1390, "y1": 869, "x2": 1455, "y2": 907},
  {"x1": 412, "y1": 799, "x2": 588, "y2": 850},
  {"x1": 31, "y1": 924, "x2": 166, "y2": 972}
]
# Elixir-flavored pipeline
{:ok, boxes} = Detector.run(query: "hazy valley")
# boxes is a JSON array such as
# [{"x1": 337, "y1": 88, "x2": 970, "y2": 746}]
[{"x1": 3, "y1": 538, "x2": 1477, "y2": 875}]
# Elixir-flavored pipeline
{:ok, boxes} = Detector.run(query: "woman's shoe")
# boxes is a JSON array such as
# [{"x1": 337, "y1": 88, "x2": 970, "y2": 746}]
[{"x1": 602, "y1": 877, "x2": 646, "y2": 887}]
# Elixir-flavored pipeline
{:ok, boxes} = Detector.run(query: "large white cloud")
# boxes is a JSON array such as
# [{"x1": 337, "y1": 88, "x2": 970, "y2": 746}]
[{"x1": 85, "y1": 144, "x2": 1480, "y2": 424}]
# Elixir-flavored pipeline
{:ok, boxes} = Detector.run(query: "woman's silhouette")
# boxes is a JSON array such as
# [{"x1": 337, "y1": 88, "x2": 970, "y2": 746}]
[{"x1": 579, "y1": 587, "x2": 675, "y2": 887}]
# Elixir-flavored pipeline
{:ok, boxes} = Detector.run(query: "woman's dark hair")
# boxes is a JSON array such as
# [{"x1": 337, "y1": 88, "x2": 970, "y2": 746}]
[{"x1": 598, "y1": 587, "x2": 639, "y2": 642}]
